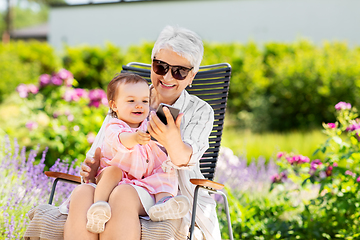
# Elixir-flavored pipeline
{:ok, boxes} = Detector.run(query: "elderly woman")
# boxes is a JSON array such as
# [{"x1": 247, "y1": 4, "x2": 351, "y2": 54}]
[{"x1": 64, "y1": 26, "x2": 221, "y2": 240}]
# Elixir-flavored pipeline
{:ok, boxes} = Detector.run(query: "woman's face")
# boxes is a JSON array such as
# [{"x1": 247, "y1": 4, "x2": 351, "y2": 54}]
[{"x1": 151, "y1": 48, "x2": 196, "y2": 104}]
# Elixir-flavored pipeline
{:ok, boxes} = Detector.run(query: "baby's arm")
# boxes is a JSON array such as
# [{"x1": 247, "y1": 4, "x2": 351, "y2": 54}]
[{"x1": 119, "y1": 130, "x2": 151, "y2": 148}]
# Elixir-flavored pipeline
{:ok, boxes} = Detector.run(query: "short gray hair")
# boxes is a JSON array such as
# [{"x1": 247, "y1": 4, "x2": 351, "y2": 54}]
[{"x1": 151, "y1": 26, "x2": 204, "y2": 72}]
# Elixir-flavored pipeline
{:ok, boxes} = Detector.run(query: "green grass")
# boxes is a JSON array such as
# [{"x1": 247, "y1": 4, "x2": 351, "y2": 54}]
[{"x1": 221, "y1": 126, "x2": 328, "y2": 162}]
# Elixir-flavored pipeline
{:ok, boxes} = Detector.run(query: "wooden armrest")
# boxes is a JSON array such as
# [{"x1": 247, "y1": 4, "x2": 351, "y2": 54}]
[
  {"x1": 45, "y1": 171, "x2": 81, "y2": 184},
  {"x1": 190, "y1": 179, "x2": 224, "y2": 191}
]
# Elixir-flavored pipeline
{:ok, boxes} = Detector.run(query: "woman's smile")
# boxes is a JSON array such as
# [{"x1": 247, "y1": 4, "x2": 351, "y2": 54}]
[{"x1": 160, "y1": 80, "x2": 175, "y2": 88}]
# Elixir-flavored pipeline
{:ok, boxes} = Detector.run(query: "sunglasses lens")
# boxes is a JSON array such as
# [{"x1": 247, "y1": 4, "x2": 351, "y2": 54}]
[
  {"x1": 153, "y1": 59, "x2": 192, "y2": 80},
  {"x1": 172, "y1": 67, "x2": 189, "y2": 80},
  {"x1": 153, "y1": 61, "x2": 168, "y2": 75}
]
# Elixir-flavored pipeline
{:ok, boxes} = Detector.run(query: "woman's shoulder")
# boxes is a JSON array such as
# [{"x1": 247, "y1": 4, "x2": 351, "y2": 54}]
[{"x1": 185, "y1": 91, "x2": 213, "y2": 113}]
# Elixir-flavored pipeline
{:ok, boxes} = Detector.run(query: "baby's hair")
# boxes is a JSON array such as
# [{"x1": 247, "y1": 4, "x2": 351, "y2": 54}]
[{"x1": 107, "y1": 73, "x2": 149, "y2": 118}]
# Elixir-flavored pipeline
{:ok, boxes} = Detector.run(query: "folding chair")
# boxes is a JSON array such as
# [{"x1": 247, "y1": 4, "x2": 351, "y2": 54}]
[{"x1": 45, "y1": 62, "x2": 233, "y2": 240}]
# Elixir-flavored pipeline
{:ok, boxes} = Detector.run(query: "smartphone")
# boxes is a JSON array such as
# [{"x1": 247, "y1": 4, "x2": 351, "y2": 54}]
[{"x1": 156, "y1": 103, "x2": 180, "y2": 125}]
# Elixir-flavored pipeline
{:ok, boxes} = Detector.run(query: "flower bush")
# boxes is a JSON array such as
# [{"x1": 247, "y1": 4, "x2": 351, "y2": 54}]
[
  {"x1": 2, "y1": 69, "x2": 108, "y2": 167},
  {"x1": 268, "y1": 101, "x2": 360, "y2": 239},
  {"x1": 0, "y1": 136, "x2": 79, "y2": 239},
  {"x1": 214, "y1": 101, "x2": 360, "y2": 239}
]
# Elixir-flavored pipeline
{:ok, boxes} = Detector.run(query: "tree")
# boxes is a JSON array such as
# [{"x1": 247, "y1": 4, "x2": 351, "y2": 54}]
[{"x1": 2, "y1": 0, "x2": 65, "y2": 43}]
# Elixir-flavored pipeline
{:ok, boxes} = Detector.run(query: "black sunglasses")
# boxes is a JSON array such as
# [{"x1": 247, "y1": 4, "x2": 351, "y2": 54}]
[{"x1": 152, "y1": 59, "x2": 193, "y2": 80}]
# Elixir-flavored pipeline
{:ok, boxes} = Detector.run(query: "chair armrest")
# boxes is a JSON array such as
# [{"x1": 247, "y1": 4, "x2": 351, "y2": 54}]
[
  {"x1": 45, "y1": 171, "x2": 81, "y2": 184},
  {"x1": 190, "y1": 179, "x2": 224, "y2": 191}
]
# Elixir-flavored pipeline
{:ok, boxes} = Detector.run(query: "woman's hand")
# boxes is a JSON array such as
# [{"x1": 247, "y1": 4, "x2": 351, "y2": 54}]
[
  {"x1": 80, "y1": 147, "x2": 101, "y2": 183},
  {"x1": 148, "y1": 107, "x2": 192, "y2": 166},
  {"x1": 136, "y1": 130, "x2": 151, "y2": 145}
]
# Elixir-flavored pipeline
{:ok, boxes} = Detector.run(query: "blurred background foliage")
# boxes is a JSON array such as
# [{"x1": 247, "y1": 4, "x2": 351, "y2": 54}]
[{"x1": 1, "y1": 40, "x2": 360, "y2": 167}]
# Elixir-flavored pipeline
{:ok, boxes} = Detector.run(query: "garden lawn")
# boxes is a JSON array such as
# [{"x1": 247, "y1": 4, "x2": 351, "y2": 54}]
[{"x1": 221, "y1": 126, "x2": 328, "y2": 163}]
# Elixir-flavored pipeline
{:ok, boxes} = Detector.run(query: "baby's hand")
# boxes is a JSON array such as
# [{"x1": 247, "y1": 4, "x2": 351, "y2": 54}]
[{"x1": 136, "y1": 130, "x2": 151, "y2": 145}]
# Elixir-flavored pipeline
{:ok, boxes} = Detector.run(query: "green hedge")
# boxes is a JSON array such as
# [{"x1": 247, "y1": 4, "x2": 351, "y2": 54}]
[
  {"x1": 0, "y1": 41, "x2": 60, "y2": 102},
  {"x1": 1, "y1": 40, "x2": 360, "y2": 132}
]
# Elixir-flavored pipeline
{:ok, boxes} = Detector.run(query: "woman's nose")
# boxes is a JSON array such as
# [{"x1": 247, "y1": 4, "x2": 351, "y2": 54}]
[{"x1": 163, "y1": 69, "x2": 173, "y2": 81}]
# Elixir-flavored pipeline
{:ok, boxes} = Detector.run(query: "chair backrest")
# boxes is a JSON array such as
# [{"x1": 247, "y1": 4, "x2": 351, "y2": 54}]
[{"x1": 121, "y1": 62, "x2": 231, "y2": 181}]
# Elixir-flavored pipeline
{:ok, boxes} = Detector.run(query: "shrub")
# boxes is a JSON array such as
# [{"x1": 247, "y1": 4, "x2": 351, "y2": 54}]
[
  {"x1": 0, "y1": 41, "x2": 61, "y2": 102},
  {"x1": 0, "y1": 69, "x2": 108, "y2": 167},
  {"x1": 0, "y1": 136, "x2": 78, "y2": 238},
  {"x1": 270, "y1": 101, "x2": 360, "y2": 238},
  {"x1": 62, "y1": 43, "x2": 125, "y2": 89}
]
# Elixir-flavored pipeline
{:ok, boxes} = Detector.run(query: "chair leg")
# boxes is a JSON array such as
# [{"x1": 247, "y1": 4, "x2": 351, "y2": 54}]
[
  {"x1": 48, "y1": 178, "x2": 81, "y2": 205},
  {"x1": 216, "y1": 190, "x2": 234, "y2": 240},
  {"x1": 188, "y1": 186, "x2": 234, "y2": 240},
  {"x1": 189, "y1": 185, "x2": 200, "y2": 240},
  {"x1": 49, "y1": 178, "x2": 60, "y2": 205}
]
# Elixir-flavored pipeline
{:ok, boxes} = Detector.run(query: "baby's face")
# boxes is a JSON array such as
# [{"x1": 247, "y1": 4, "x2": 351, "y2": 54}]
[{"x1": 112, "y1": 81, "x2": 150, "y2": 128}]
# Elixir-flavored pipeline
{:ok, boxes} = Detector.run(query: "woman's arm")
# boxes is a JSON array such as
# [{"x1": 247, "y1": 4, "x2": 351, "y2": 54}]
[{"x1": 148, "y1": 105, "x2": 213, "y2": 167}]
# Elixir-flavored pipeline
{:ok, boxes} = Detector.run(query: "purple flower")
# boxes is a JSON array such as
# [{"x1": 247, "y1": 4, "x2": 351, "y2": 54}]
[
  {"x1": 51, "y1": 75, "x2": 63, "y2": 86},
  {"x1": 335, "y1": 101, "x2": 351, "y2": 110},
  {"x1": 39, "y1": 74, "x2": 51, "y2": 87},
  {"x1": 16, "y1": 84, "x2": 28, "y2": 98},
  {"x1": 327, "y1": 123, "x2": 336, "y2": 129},
  {"x1": 346, "y1": 123, "x2": 360, "y2": 132}
]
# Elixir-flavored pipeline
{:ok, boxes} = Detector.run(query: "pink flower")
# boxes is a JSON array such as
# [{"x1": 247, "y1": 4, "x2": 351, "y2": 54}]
[
  {"x1": 345, "y1": 170, "x2": 356, "y2": 177},
  {"x1": 357, "y1": 176, "x2": 360, "y2": 182},
  {"x1": 58, "y1": 68, "x2": 73, "y2": 80},
  {"x1": 74, "y1": 88, "x2": 88, "y2": 98},
  {"x1": 86, "y1": 132, "x2": 96, "y2": 144},
  {"x1": 89, "y1": 89, "x2": 107, "y2": 108},
  {"x1": 39, "y1": 74, "x2": 51, "y2": 87},
  {"x1": 51, "y1": 75, "x2": 63, "y2": 86},
  {"x1": 271, "y1": 172, "x2": 287, "y2": 183},
  {"x1": 16, "y1": 84, "x2": 28, "y2": 98},
  {"x1": 309, "y1": 159, "x2": 322, "y2": 175},
  {"x1": 325, "y1": 165, "x2": 333, "y2": 177},
  {"x1": 27, "y1": 84, "x2": 39, "y2": 94},
  {"x1": 25, "y1": 121, "x2": 38, "y2": 130},
  {"x1": 335, "y1": 101, "x2": 351, "y2": 110},
  {"x1": 67, "y1": 114, "x2": 74, "y2": 122},
  {"x1": 286, "y1": 154, "x2": 310, "y2": 165},
  {"x1": 276, "y1": 152, "x2": 284, "y2": 159},
  {"x1": 327, "y1": 123, "x2": 336, "y2": 129}
]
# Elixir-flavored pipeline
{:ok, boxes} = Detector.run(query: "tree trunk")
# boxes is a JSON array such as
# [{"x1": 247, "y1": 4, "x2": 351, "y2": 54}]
[{"x1": 2, "y1": 0, "x2": 12, "y2": 43}]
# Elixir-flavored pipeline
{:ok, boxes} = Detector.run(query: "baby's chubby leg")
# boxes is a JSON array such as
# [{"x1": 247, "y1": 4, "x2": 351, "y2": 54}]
[
  {"x1": 94, "y1": 166, "x2": 123, "y2": 202},
  {"x1": 87, "y1": 166, "x2": 123, "y2": 233}
]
